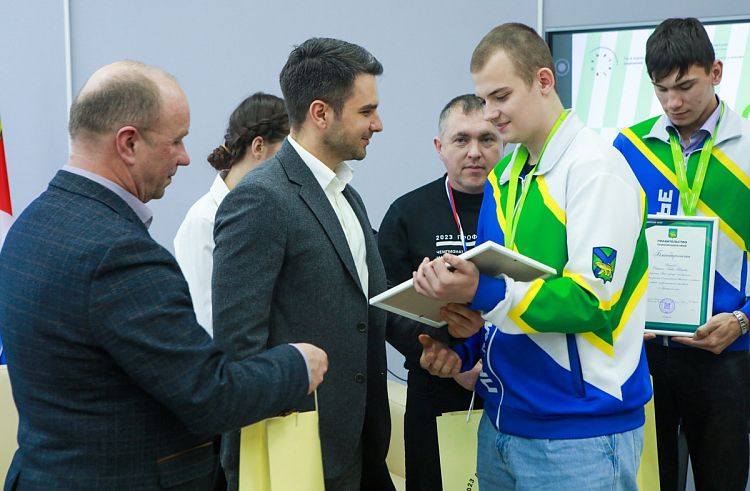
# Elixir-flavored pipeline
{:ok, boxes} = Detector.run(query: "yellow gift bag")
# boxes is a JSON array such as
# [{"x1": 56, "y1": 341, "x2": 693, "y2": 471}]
[
  {"x1": 436, "y1": 403, "x2": 482, "y2": 491},
  {"x1": 239, "y1": 391, "x2": 325, "y2": 491}
]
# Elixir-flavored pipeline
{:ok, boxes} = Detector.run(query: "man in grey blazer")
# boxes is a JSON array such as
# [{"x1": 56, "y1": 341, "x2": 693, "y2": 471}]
[
  {"x1": 0, "y1": 60, "x2": 327, "y2": 491},
  {"x1": 213, "y1": 38, "x2": 395, "y2": 491}
]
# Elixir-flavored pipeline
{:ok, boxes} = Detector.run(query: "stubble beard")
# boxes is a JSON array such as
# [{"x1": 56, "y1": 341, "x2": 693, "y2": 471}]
[{"x1": 323, "y1": 125, "x2": 366, "y2": 162}]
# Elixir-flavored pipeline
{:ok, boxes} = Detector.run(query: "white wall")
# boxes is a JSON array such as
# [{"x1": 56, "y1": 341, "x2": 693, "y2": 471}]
[{"x1": 0, "y1": 0, "x2": 68, "y2": 222}]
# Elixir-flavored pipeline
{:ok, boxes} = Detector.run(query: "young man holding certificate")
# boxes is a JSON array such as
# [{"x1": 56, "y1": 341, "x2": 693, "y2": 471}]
[
  {"x1": 415, "y1": 23, "x2": 652, "y2": 491},
  {"x1": 614, "y1": 18, "x2": 750, "y2": 491}
]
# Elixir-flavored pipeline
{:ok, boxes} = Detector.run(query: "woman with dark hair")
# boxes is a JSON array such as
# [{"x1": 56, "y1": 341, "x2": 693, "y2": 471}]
[{"x1": 174, "y1": 92, "x2": 289, "y2": 336}]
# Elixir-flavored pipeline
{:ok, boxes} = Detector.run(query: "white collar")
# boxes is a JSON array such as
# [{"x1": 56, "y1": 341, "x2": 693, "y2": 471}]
[
  {"x1": 62, "y1": 165, "x2": 153, "y2": 228},
  {"x1": 646, "y1": 101, "x2": 743, "y2": 146},
  {"x1": 210, "y1": 173, "x2": 230, "y2": 208},
  {"x1": 287, "y1": 135, "x2": 354, "y2": 193},
  {"x1": 498, "y1": 110, "x2": 584, "y2": 185}
]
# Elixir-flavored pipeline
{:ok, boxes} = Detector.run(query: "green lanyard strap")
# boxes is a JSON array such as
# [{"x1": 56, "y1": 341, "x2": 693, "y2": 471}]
[
  {"x1": 668, "y1": 102, "x2": 724, "y2": 216},
  {"x1": 505, "y1": 110, "x2": 569, "y2": 248}
]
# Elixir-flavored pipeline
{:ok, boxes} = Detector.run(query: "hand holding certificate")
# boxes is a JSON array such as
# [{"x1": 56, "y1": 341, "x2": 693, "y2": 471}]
[
  {"x1": 673, "y1": 311, "x2": 747, "y2": 353},
  {"x1": 644, "y1": 215, "x2": 718, "y2": 336}
]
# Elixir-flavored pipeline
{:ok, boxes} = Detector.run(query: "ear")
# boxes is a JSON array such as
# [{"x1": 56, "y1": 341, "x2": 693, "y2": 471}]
[
  {"x1": 251, "y1": 136, "x2": 264, "y2": 161},
  {"x1": 115, "y1": 126, "x2": 140, "y2": 165},
  {"x1": 308, "y1": 100, "x2": 332, "y2": 130},
  {"x1": 710, "y1": 60, "x2": 723, "y2": 86},
  {"x1": 537, "y1": 67, "x2": 556, "y2": 96},
  {"x1": 434, "y1": 136, "x2": 444, "y2": 160}
]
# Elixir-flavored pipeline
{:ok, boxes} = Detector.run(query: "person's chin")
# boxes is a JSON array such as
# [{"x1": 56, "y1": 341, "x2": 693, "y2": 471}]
[
  {"x1": 499, "y1": 129, "x2": 519, "y2": 144},
  {"x1": 349, "y1": 148, "x2": 367, "y2": 161},
  {"x1": 465, "y1": 176, "x2": 487, "y2": 188},
  {"x1": 669, "y1": 111, "x2": 692, "y2": 123},
  {"x1": 149, "y1": 189, "x2": 166, "y2": 202}
]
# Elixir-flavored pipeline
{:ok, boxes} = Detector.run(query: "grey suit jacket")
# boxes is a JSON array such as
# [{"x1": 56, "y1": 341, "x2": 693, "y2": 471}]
[
  {"x1": 0, "y1": 170, "x2": 309, "y2": 491},
  {"x1": 213, "y1": 139, "x2": 392, "y2": 482}
]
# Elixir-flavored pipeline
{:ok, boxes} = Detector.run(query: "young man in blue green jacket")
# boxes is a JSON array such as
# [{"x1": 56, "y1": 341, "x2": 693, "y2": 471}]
[
  {"x1": 614, "y1": 18, "x2": 750, "y2": 491},
  {"x1": 416, "y1": 23, "x2": 651, "y2": 491}
]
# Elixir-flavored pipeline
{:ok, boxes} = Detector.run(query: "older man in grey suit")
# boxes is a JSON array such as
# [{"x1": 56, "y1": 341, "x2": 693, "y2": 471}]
[
  {"x1": 213, "y1": 38, "x2": 396, "y2": 491},
  {"x1": 0, "y1": 61, "x2": 328, "y2": 491}
]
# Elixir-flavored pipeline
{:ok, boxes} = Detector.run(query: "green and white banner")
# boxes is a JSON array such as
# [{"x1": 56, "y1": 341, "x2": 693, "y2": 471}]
[{"x1": 558, "y1": 22, "x2": 750, "y2": 143}]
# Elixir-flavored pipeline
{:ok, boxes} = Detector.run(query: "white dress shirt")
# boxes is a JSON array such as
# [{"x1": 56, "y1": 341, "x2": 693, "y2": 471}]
[
  {"x1": 174, "y1": 173, "x2": 230, "y2": 337},
  {"x1": 288, "y1": 136, "x2": 369, "y2": 296}
]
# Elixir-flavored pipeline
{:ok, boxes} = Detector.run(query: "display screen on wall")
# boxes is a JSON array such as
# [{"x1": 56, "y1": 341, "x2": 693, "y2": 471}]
[{"x1": 548, "y1": 19, "x2": 750, "y2": 143}]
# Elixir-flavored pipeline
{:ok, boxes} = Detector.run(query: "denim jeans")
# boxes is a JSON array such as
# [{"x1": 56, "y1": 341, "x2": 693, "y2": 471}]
[{"x1": 476, "y1": 411, "x2": 644, "y2": 491}]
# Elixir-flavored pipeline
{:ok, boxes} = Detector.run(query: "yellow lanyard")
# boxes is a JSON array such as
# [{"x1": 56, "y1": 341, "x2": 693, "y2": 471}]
[
  {"x1": 668, "y1": 102, "x2": 723, "y2": 216},
  {"x1": 505, "y1": 110, "x2": 568, "y2": 248}
]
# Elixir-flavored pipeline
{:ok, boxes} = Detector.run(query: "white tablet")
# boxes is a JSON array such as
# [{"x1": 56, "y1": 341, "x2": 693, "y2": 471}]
[{"x1": 370, "y1": 241, "x2": 556, "y2": 327}]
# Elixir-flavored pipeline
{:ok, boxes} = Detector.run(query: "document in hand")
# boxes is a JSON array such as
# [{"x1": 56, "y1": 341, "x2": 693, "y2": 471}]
[{"x1": 370, "y1": 241, "x2": 556, "y2": 327}]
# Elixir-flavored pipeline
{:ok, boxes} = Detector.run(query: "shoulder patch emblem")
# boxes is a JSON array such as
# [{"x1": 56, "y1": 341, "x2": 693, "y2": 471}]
[{"x1": 592, "y1": 247, "x2": 617, "y2": 283}]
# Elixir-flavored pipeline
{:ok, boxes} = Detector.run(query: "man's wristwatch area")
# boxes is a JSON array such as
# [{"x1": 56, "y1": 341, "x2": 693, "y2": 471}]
[{"x1": 732, "y1": 310, "x2": 748, "y2": 335}]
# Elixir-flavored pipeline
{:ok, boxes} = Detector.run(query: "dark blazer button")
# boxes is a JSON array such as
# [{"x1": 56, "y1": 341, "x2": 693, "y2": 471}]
[
  {"x1": 354, "y1": 373, "x2": 365, "y2": 383},
  {"x1": 357, "y1": 322, "x2": 367, "y2": 332}
]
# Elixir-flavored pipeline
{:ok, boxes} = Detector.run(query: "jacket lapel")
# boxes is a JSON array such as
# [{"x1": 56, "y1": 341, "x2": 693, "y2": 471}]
[
  {"x1": 276, "y1": 141, "x2": 364, "y2": 294},
  {"x1": 343, "y1": 185, "x2": 386, "y2": 298},
  {"x1": 51, "y1": 170, "x2": 148, "y2": 232}
]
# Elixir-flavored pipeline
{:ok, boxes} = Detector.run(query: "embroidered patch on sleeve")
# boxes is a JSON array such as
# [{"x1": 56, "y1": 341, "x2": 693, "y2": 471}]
[{"x1": 592, "y1": 247, "x2": 617, "y2": 283}]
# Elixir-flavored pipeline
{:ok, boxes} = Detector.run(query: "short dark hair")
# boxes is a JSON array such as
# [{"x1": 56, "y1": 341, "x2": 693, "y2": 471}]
[
  {"x1": 279, "y1": 38, "x2": 383, "y2": 130},
  {"x1": 470, "y1": 23, "x2": 556, "y2": 92},
  {"x1": 438, "y1": 94, "x2": 485, "y2": 139},
  {"x1": 68, "y1": 60, "x2": 165, "y2": 139},
  {"x1": 207, "y1": 92, "x2": 290, "y2": 171},
  {"x1": 646, "y1": 18, "x2": 715, "y2": 83}
]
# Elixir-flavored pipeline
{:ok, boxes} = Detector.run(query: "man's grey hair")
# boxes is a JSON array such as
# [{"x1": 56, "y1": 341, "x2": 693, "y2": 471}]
[
  {"x1": 437, "y1": 94, "x2": 485, "y2": 139},
  {"x1": 68, "y1": 60, "x2": 174, "y2": 139}
]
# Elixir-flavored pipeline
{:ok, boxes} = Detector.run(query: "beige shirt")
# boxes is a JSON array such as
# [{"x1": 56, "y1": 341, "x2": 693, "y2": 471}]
[{"x1": 288, "y1": 136, "x2": 368, "y2": 297}]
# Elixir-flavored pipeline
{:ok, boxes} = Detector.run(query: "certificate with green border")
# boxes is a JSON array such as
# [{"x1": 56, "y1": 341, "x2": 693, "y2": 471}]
[{"x1": 644, "y1": 215, "x2": 718, "y2": 336}]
